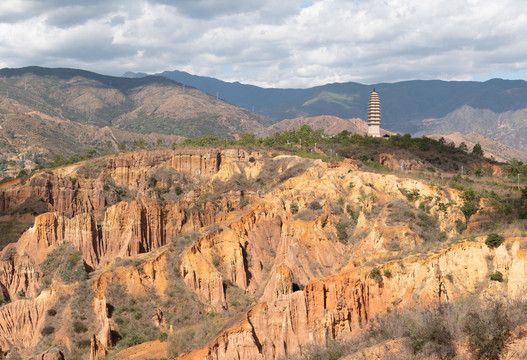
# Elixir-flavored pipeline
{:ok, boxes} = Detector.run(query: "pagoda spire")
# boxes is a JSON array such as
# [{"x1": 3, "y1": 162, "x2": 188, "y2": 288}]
[{"x1": 367, "y1": 89, "x2": 381, "y2": 137}]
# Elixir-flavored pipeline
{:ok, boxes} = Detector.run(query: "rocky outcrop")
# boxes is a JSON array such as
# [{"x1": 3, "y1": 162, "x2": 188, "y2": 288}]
[
  {"x1": 107, "y1": 148, "x2": 223, "y2": 185},
  {"x1": 273, "y1": 265, "x2": 294, "y2": 299},
  {"x1": 27, "y1": 348, "x2": 65, "y2": 360},
  {"x1": 0, "y1": 253, "x2": 40, "y2": 301},
  {"x1": 378, "y1": 153, "x2": 424, "y2": 170},
  {"x1": 94, "y1": 253, "x2": 168, "y2": 298},
  {"x1": 0, "y1": 179, "x2": 30, "y2": 213},
  {"x1": 14, "y1": 212, "x2": 99, "y2": 267},
  {"x1": 89, "y1": 335, "x2": 107, "y2": 360},
  {"x1": 0, "y1": 148, "x2": 254, "y2": 216},
  {"x1": 10, "y1": 196, "x2": 237, "y2": 273},
  {"x1": 179, "y1": 238, "x2": 527, "y2": 360},
  {"x1": 180, "y1": 158, "x2": 472, "y2": 311},
  {"x1": 0, "y1": 291, "x2": 55, "y2": 358},
  {"x1": 28, "y1": 171, "x2": 110, "y2": 216},
  {"x1": 151, "y1": 308, "x2": 168, "y2": 332}
]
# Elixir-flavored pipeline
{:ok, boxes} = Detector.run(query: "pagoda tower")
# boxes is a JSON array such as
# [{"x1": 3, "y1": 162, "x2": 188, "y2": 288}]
[{"x1": 367, "y1": 89, "x2": 381, "y2": 137}]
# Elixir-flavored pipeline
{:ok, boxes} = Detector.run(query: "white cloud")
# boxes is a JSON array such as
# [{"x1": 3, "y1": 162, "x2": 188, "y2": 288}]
[{"x1": 0, "y1": 0, "x2": 526, "y2": 87}]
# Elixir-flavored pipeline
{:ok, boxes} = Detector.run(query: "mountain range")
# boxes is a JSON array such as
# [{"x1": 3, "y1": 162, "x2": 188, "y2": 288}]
[
  {"x1": 126, "y1": 70, "x2": 527, "y2": 151},
  {"x1": 1, "y1": 66, "x2": 527, "y2": 170}
]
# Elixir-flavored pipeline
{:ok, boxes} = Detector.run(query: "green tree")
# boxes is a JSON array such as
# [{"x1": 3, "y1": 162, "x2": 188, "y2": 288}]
[
  {"x1": 461, "y1": 189, "x2": 480, "y2": 224},
  {"x1": 85, "y1": 149, "x2": 97, "y2": 159},
  {"x1": 485, "y1": 233, "x2": 504, "y2": 248},
  {"x1": 136, "y1": 138, "x2": 147, "y2": 149},
  {"x1": 503, "y1": 158, "x2": 527, "y2": 178},
  {"x1": 290, "y1": 202, "x2": 299, "y2": 214},
  {"x1": 519, "y1": 187, "x2": 527, "y2": 219},
  {"x1": 238, "y1": 133, "x2": 258, "y2": 146},
  {"x1": 472, "y1": 143, "x2": 484, "y2": 157},
  {"x1": 199, "y1": 135, "x2": 219, "y2": 146},
  {"x1": 16, "y1": 169, "x2": 28, "y2": 178},
  {"x1": 118, "y1": 142, "x2": 127, "y2": 152}
]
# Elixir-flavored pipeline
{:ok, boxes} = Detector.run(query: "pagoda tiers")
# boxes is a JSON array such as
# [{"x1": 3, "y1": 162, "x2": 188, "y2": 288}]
[{"x1": 367, "y1": 89, "x2": 381, "y2": 137}]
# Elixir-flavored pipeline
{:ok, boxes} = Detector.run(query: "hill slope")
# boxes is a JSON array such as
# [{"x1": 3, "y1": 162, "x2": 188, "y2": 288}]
[
  {"x1": 427, "y1": 132, "x2": 527, "y2": 163},
  {"x1": 264, "y1": 115, "x2": 394, "y2": 137},
  {"x1": 0, "y1": 67, "x2": 273, "y2": 161}
]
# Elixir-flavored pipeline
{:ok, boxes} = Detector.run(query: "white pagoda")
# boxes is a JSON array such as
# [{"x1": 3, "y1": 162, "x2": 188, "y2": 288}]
[{"x1": 367, "y1": 89, "x2": 381, "y2": 138}]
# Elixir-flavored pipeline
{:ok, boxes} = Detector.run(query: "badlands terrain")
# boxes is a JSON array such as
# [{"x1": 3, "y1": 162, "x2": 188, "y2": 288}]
[{"x1": 0, "y1": 138, "x2": 526, "y2": 360}]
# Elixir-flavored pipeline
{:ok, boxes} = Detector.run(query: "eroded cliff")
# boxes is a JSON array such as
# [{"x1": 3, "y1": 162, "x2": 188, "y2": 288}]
[{"x1": 0, "y1": 148, "x2": 525, "y2": 360}]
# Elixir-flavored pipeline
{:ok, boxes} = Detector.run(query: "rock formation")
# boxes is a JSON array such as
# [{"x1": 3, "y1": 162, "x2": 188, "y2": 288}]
[
  {"x1": 0, "y1": 148, "x2": 524, "y2": 360},
  {"x1": 179, "y1": 239, "x2": 527, "y2": 359},
  {"x1": 0, "y1": 291, "x2": 56, "y2": 358}
]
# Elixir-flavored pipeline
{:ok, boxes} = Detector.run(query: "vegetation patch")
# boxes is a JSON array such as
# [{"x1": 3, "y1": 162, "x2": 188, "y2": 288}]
[
  {"x1": 291, "y1": 298, "x2": 526, "y2": 360},
  {"x1": 39, "y1": 243, "x2": 88, "y2": 288},
  {"x1": 0, "y1": 218, "x2": 34, "y2": 251},
  {"x1": 489, "y1": 271, "x2": 503, "y2": 282},
  {"x1": 485, "y1": 233, "x2": 504, "y2": 248},
  {"x1": 370, "y1": 268, "x2": 383, "y2": 284}
]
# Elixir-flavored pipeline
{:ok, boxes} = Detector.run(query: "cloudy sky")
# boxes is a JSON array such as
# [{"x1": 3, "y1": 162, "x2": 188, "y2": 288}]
[{"x1": 1, "y1": 0, "x2": 526, "y2": 88}]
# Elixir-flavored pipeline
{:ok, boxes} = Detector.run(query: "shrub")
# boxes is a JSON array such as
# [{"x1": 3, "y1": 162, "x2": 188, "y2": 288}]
[
  {"x1": 461, "y1": 189, "x2": 480, "y2": 223},
  {"x1": 299, "y1": 340, "x2": 351, "y2": 360},
  {"x1": 401, "y1": 188, "x2": 420, "y2": 201},
  {"x1": 47, "y1": 309, "x2": 57, "y2": 316},
  {"x1": 406, "y1": 305, "x2": 456, "y2": 359},
  {"x1": 485, "y1": 233, "x2": 504, "y2": 248},
  {"x1": 290, "y1": 202, "x2": 299, "y2": 214},
  {"x1": 122, "y1": 331, "x2": 144, "y2": 347},
  {"x1": 73, "y1": 321, "x2": 88, "y2": 333},
  {"x1": 335, "y1": 221, "x2": 349, "y2": 243},
  {"x1": 148, "y1": 176, "x2": 157, "y2": 188},
  {"x1": 472, "y1": 143, "x2": 484, "y2": 157},
  {"x1": 174, "y1": 186, "x2": 183, "y2": 195},
  {"x1": 383, "y1": 269, "x2": 392, "y2": 278},
  {"x1": 455, "y1": 219, "x2": 466, "y2": 234},
  {"x1": 489, "y1": 271, "x2": 503, "y2": 282},
  {"x1": 76, "y1": 339, "x2": 91, "y2": 349},
  {"x1": 463, "y1": 302, "x2": 513, "y2": 360},
  {"x1": 41, "y1": 326, "x2": 55, "y2": 336},
  {"x1": 370, "y1": 268, "x2": 383, "y2": 284},
  {"x1": 159, "y1": 332, "x2": 168, "y2": 342},
  {"x1": 308, "y1": 201, "x2": 322, "y2": 210}
]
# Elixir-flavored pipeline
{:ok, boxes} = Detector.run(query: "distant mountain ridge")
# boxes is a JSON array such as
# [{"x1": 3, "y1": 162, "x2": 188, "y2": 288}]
[{"x1": 126, "y1": 70, "x2": 527, "y2": 150}]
